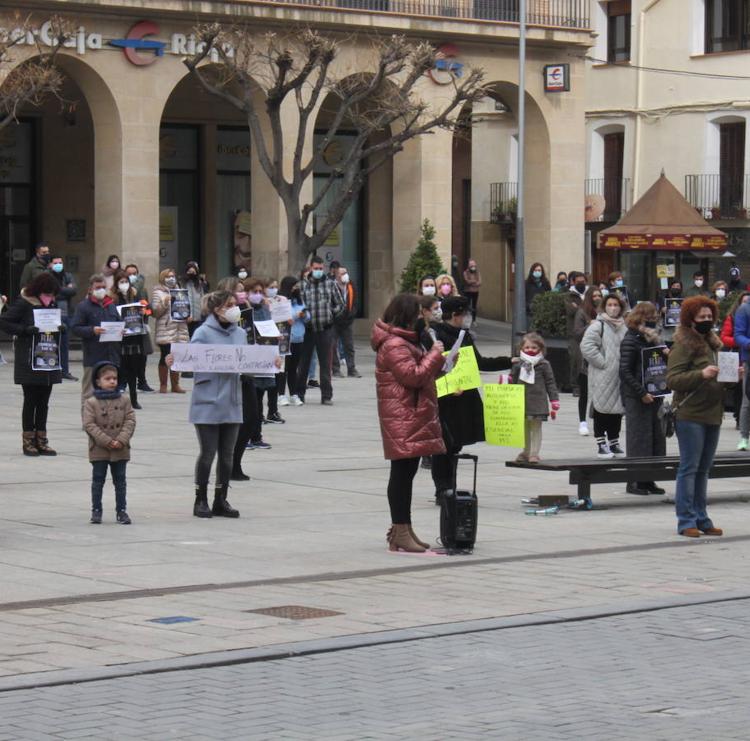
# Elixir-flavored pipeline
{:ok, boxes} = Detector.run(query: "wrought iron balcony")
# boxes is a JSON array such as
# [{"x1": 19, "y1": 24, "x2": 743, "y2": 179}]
[
  {"x1": 490, "y1": 181, "x2": 518, "y2": 224},
  {"x1": 584, "y1": 177, "x2": 631, "y2": 222},
  {"x1": 268, "y1": 0, "x2": 590, "y2": 27},
  {"x1": 684, "y1": 174, "x2": 750, "y2": 219}
]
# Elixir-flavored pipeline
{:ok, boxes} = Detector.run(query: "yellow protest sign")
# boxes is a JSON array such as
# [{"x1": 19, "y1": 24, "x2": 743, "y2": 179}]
[
  {"x1": 483, "y1": 383, "x2": 526, "y2": 447},
  {"x1": 436, "y1": 345, "x2": 481, "y2": 398}
]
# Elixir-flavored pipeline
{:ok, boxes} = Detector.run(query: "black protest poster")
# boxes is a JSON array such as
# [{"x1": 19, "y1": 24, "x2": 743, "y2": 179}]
[
  {"x1": 642, "y1": 345, "x2": 669, "y2": 396},
  {"x1": 33, "y1": 332, "x2": 61, "y2": 372},
  {"x1": 119, "y1": 304, "x2": 147, "y2": 336},
  {"x1": 277, "y1": 323, "x2": 291, "y2": 356},
  {"x1": 611, "y1": 285, "x2": 631, "y2": 311},
  {"x1": 664, "y1": 298, "x2": 682, "y2": 327},
  {"x1": 170, "y1": 289, "x2": 191, "y2": 321}
]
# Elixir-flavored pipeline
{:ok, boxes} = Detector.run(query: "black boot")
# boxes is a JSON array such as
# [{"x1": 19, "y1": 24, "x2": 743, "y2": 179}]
[
  {"x1": 193, "y1": 484, "x2": 212, "y2": 518},
  {"x1": 212, "y1": 484, "x2": 240, "y2": 518}
]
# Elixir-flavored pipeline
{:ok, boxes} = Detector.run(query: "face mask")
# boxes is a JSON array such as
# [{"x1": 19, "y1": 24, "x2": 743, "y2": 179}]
[
  {"x1": 645, "y1": 320, "x2": 658, "y2": 329},
  {"x1": 461, "y1": 314, "x2": 472, "y2": 329},
  {"x1": 235, "y1": 291, "x2": 248, "y2": 304},
  {"x1": 118, "y1": 282, "x2": 130, "y2": 294},
  {"x1": 422, "y1": 285, "x2": 436, "y2": 296},
  {"x1": 557, "y1": 279, "x2": 567, "y2": 286},
  {"x1": 469, "y1": 267, "x2": 477, "y2": 273},
  {"x1": 39, "y1": 254, "x2": 51, "y2": 265},
  {"x1": 266, "y1": 287, "x2": 278, "y2": 299},
  {"x1": 165, "y1": 277, "x2": 177, "y2": 287},
  {"x1": 237, "y1": 270, "x2": 248, "y2": 280},
  {"x1": 109, "y1": 261, "x2": 119, "y2": 270},
  {"x1": 51, "y1": 263, "x2": 63, "y2": 273},
  {"x1": 614, "y1": 279, "x2": 624, "y2": 288},
  {"x1": 187, "y1": 270, "x2": 197, "y2": 277},
  {"x1": 575, "y1": 284, "x2": 586, "y2": 295},
  {"x1": 593, "y1": 297, "x2": 602, "y2": 306},
  {"x1": 92, "y1": 288, "x2": 106, "y2": 300},
  {"x1": 39, "y1": 293, "x2": 54, "y2": 307},
  {"x1": 440, "y1": 284, "x2": 452, "y2": 296},
  {"x1": 671, "y1": 288, "x2": 681, "y2": 296},
  {"x1": 716, "y1": 289, "x2": 726, "y2": 299},
  {"x1": 340, "y1": 273, "x2": 350, "y2": 284},
  {"x1": 695, "y1": 280, "x2": 704, "y2": 288},
  {"x1": 221, "y1": 305, "x2": 242, "y2": 324},
  {"x1": 249, "y1": 292, "x2": 263, "y2": 305},
  {"x1": 311, "y1": 269, "x2": 324, "y2": 280},
  {"x1": 694, "y1": 320, "x2": 713, "y2": 335},
  {"x1": 523, "y1": 348, "x2": 539, "y2": 356},
  {"x1": 605, "y1": 305, "x2": 620, "y2": 318},
  {"x1": 532, "y1": 270, "x2": 542, "y2": 279},
  {"x1": 432, "y1": 307, "x2": 443, "y2": 322},
  {"x1": 128, "y1": 274, "x2": 138, "y2": 284},
  {"x1": 601, "y1": 288, "x2": 609, "y2": 298}
]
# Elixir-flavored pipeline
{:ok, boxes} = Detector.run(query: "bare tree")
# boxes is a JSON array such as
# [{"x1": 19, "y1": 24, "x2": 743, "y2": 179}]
[
  {"x1": 184, "y1": 27, "x2": 486, "y2": 268},
  {"x1": 0, "y1": 15, "x2": 73, "y2": 132}
]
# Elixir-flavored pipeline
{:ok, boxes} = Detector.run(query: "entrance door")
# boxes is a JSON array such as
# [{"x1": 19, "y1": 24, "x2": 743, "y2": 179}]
[
  {"x1": 720, "y1": 121, "x2": 745, "y2": 216},
  {"x1": 603, "y1": 132, "x2": 624, "y2": 221}
]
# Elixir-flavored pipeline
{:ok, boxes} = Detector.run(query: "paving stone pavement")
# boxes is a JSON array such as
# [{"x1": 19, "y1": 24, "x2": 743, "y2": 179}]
[{"x1": 1, "y1": 598, "x2": 749, "y2": 739}]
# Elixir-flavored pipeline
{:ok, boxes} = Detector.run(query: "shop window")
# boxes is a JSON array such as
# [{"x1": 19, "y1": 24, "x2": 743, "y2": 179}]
[
  {"x1": 607, "y1": 1, "x2": 631, "y2": 63},
  {"x1": 706, "y1": 0, "x2": 750, "y2": 53}
]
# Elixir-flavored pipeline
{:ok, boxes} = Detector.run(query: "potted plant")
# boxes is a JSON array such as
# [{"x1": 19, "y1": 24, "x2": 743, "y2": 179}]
[{"x1": 529, "y1": 291, "x2": 571, "y2": 391}]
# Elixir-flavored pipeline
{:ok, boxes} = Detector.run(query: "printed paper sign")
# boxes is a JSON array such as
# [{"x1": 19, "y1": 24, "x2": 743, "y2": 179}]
[
  {"x1": 170, "y1": 288, "x2": 191, "y2": 321},
  {"x1": 442, "y1": 330, "x2": 466, "y2": 373},
  {"x1": 32, "y1": 332, "x2": 61, "y2": 371},
  {"x1": 663, "y1": 298, "x2": 682, "y2": 328},
  {"x1": 642, "y1": 345, "x2": 669, "y2": 396},
  {"x1": 483, "y1": 383, "x2": 525, "y2": 447},
  {"x1": 270, "y1": 299, "x2": 293, "y2": 324},
  {"x1": 253, "y1": 320, "x2": 281, "y2": 338},
  {"x1": 170, "y1": 343, "x2": 280, "y2": 374},
  {"x1": 436, "y1": 345, "x2": 481, "y2": 397},
  {"x1": 277, "y1": 324, "x2": 292, "y2": 356},
  {"x1": 99, "y1": 322, "x2": 125, "y2": 342},
  {"x1": 718, "y1": 351, "x2": 740, "y2": 383},
  {"x1": 33, "y1": 308, "x2": 61, "y2": 333},
  {"x1": 116, "y1": 303, "x2": 147, "y2": 336}
]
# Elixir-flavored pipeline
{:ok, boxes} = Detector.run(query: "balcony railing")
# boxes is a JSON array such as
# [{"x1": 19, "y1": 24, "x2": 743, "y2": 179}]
[
  {"x1": 584, "y1": 177, "x2": 631, "y2": 221},
  {"x1": 685, "y1": 174, "x2": 750, "y2": 219},
  {"x1": 490, "y1": 181, "x2": 518, "y2": 224},
  {"x1": 268, "y1": 0, "x2": 590, "y2": 27}
]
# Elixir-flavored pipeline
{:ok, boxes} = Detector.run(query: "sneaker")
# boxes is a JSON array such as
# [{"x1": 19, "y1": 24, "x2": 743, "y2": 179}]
[
  {"x1": 266, "y1": 412, "x2": 285, "y2": 424},
  {"x1": 90, "y1": 510, "x2": 102, "y2": 524},
  {"x1": 245, "y1": 441, "x2": 256, "y2": 450},
  {"x1": 321, "y1": 399, "x2": 333, "y2": 406},
  {"x1": 332, "y1": 370, "x2": 345, "y2": 378},
  {"x1": 597, "y1": 443, "x2": 614, "y2": 459},
  {"x1": 578, "y1": 421, "x2": 589, "y2": 436},
  {"x1": 348, "y1": 370, "x2": 362, "y2": 378},
  {"x1": 253, "y1": 440, "x2": 272, "y2": 450},
  {"x1": 278, "y1": 395, "x2": 290, "y2": 406},
  {"x1": 116, "y1": 511, "x2": 132, "y2": 525},
  {"x1": 738, "y1": 437, "x2": 749, "y2": 451},
  {"x1": 308, "y1": 379, "x2": 320, "y2": 388},
  {"x1": 290, "y1": 395, "x2": 304, "y2": 406},
  {"x1": 609, "y1": 443, "x2": 626, "y2": 458}
]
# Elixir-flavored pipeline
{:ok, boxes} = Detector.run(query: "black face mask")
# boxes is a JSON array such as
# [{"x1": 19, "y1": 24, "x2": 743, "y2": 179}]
[
  {"x1": 575, "y1": 284, "x2": 586, "y2": 295},
  {"x1": 39, "y1": 254, "x2": 51, "y2": 265},
  {"x1": 671, "y1": 290, "x2": 681, "y2": 297},
  {"x1": 694, "y1": 320, "x2": 713, "y2": 335},
  {"x1": 645, "y1": 320, "x2": 657, "y2": 329}
]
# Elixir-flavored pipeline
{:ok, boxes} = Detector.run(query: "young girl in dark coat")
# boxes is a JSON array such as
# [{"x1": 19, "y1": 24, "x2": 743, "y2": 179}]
[{"x1": 511, "y1": 332, "x2": 559, "y2": 464}]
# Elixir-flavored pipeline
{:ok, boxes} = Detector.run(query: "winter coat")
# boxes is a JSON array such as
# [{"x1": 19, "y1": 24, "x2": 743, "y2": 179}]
[
  {"x1": 0, "y1": 292, "x2": 62, "y2": 387},
  {"x1": 581, "y1": 317, "x2": 627, "y2": 415},
  {"x1": 430, "y1": 321, "x2": 512, "y2": 447},
  {"x1": 525, "y1": 278, "x2": 550, "y2": 314},
  {"x1": 463, "y1": 268, "x2": 482, "y2": 293},
  {"x1": 667, "y1": 326, "x2": 725, "y2": 426},
  {"x1": 733, "y1": 302, "x2": 750, "y2": 362},
  {"x1": 619, "y1": 327, "x2": 665, "y2": 403},
  {"x1": 71, "y1": 296, "x2": 122, "y2": 368},
  {"x1": 18, "y1": 257, "x2": 47, "y2": 291},
  {"x1": 151, "y1": 283, "x2": 189, "y2": 346},
  {"x1": 510, "y1": 358, "x2": 558, "y2": 418},
  {"x1": 188, "y1": 313, "x2": 246, "y2": 425},
  {"x1": 49, "y1": 269, "x2": 77, "y2": 318},
  {"x1": 83, "y1": 367, "x2": 136, "y2": 462},
  {"x1": 564, "y1": 289, "x2": 584, "y2": 336},
  {"x1": 290, "y1": 299, "x2": 309, "y2": 343},
  {"x1": 721, "y1": 314, "x2": 737, "y2": 349},
  {"x1": 371, "y1": 319, "x2": 446, "y2": 460}
]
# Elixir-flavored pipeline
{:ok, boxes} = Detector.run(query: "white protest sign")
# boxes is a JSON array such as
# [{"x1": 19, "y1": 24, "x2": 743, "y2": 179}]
[
  {"x1": 253, "y1": 320, "x2": 281, "y2": 338},
  {"x1": 98, "y1": 322, "x2": 125, "y2": 342},
  {"x1": 270, "y1": 299, "x2": 293, "y2": 324},
  {"x1": 170, "y1": 343, "x2": 280, "y2": 374},
  {"x1": 33, "y1": 308, "x2": 61, "y2": 333},
  {"x1": 718, "y1": 351, "x2": 740, "y2": 383}
]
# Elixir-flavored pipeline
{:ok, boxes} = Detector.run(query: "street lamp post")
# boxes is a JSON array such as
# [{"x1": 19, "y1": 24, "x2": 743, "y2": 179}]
[{"x1": 511, "y1": 0, "x2": 527, "y2": 347}]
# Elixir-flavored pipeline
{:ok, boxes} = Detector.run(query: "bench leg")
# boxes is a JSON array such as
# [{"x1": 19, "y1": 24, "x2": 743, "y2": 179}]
[{"x1": 578, "y1": 479, "x2": 593, "y2": 509}]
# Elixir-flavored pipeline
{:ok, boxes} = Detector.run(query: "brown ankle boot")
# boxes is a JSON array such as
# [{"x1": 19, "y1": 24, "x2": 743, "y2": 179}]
[
  {"x1": 409, "y1": 526, "x2": 430, "y2": 549},
  {"x1": 170, "y1": 371, "x2": 186, "y2": 393},
  {"x1": 35, "y1": 431, "x2": 57, "y2": 456},
  {"x1": 387, "y1": 523, "x2": 426, "y2": 553},
  {"x1": 22, "y1": 432, "x2": 40, "y2": 457},
  {"x1": 158, "y1": 365, "x2": 168, "y2": 393}
]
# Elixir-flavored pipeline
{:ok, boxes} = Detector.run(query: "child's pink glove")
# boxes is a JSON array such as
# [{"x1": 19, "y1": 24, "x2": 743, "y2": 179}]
[{"x1": 550, "y1": 400, "x2": 560, "y2": 411}]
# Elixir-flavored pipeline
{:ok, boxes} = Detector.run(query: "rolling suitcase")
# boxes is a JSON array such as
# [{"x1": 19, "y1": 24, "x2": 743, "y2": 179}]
[{"x1": 439, "y1": 454, "x2": 478, "y2": 552}]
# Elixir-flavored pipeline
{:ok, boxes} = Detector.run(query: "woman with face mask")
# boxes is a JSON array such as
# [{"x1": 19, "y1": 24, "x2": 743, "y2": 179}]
[
  {"x1": 618, "y1": 301, "x2": 668, "y2": 495},
  {"x1": 435, "y1": 274, "x2": 459, "y2": 301},
  {"x1": 418, "y1": 275, "x2": 437, "y2": 297},
  {"x1": 462, "y1": 259, "x2": 482, "y2": 325},
  {"x1": 151, "y1": 268, "x2": 189, "y2": 393},
  {"x1": 182, "y1": 261, "x2": 209, "y2": 340},
  {"x1": 525, "y1": 262, "x2": 551, "y2": 325},
  {"x1": 112, "y1": 271, "x2": 146, "y2": 410},
  {"x1": 168, "y1": 290, "x2": 246, "y2": 519},
  {"x1": 580, "y1": 294, "x2": 628, "y2": 460},
  {"x1": 571, "y1": 288, "x2": 603, "y2": 437},
  {"x1": 101, "y1": 255, "x2": 122, "y2": 291},
  {"x1": 667, "y1": 297, "x2": 726, "y2": 538}
]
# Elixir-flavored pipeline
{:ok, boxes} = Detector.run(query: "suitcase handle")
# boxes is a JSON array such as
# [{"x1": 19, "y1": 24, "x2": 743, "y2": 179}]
[{"x1": 453, "y1": 454, "x2": 478, "y2": 495}]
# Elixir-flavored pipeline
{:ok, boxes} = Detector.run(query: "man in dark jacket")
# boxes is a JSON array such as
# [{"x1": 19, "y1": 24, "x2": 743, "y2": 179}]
[
  {"x1": 19, "y1": 241, "x2": 51, "y2": 291},
  {"x1": 331, "y1": 265, "x2": 361, "y2": 378},
  {"x1": 565, "y1": 271, "x2": 587, "y2": 395},
  {"x1": 48, "y1": 255, "x2": 78, "y2": 381},
  {"x1": 71, "y1": 273, "x2": 121, "y2": 411},
  {"x1": 428, "y1": 296, "x2": 512, "y2": 502}
]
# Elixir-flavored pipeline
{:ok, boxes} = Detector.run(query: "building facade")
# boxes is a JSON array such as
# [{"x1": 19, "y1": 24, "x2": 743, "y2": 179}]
[
  {"x1": 1, "y1": 0, "x2": 591, "y2": 321},
  {"x1": 586, "y1": 0, "x2": 750, "y2": 300}
]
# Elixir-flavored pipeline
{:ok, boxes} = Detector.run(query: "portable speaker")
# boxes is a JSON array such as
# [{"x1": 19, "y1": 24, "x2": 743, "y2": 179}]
[{"x1": 439, "y1": 453, "x2": 478, "y2": 551}]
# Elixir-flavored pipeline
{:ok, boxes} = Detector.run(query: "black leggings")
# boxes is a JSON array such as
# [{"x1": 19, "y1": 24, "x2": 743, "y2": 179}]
[
  {"x1": 578, "y1": 373, "x2": 589, "y2": 423},
  {"x1": 387, "y1": 457, "x2": 420, "y2": 525},
  {"x1": 466, "y1": 292, "x2": 479, "y2": 321},
  {"x1": 593, "y1": 410, "x2": 622, "y2": 441},
  {"x1": 233, "y1": 378, "x2": 262, "y2": 472},
  {"x1": 194, "y1": 423, "x2": 240, "y2": 487},
  {"x1": 120, "y1": 354, "x2": 141, "y2": 406},
  {"x1": 284, "y1": 342, "x2": 303, "y2": 396},
  {"x1": 22, "y1": 385, "x2": 52, "y2": 432},
  {"x1": 257, "y1": 386, "x2": 278, "y2": 417}
]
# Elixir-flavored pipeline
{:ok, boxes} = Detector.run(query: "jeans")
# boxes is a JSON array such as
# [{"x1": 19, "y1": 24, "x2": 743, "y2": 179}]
[
  {"x1": 332, "y1": 320, "x2": 356, "y2": 374},
  {"x1": 195, "y1": 423, "x2": 240, "y2": 487},
  {"x1": 674, "y1": 419, "x2": 720, "y2": 533},
  {"x1": 91, "y1": 460, "x2": 127, "y2": 512},
  {"x1": 387, "y1": 457, "x2": 420, "y2": 524},
  {"x1": 22, "y1": 385, "x2": 53, "y2": 432},
  {"x1": 296, "y1": 327, "x2": 334, "y2": 401},
  {"x1": 740, "y1": 362, "x2": 750, "y2": 438}
]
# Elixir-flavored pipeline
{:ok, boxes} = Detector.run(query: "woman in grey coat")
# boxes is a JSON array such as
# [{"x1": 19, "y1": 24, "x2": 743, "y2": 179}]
[
  {"x1": 169, "y1": 290, "x2": 246, "y2": 519},
  {"x1": 580, "y1": 294, "x2": 627, "y2": 459}
]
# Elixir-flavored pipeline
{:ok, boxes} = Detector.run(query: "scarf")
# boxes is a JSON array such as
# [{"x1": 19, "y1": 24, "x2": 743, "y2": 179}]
[
  {"x1": 640, "y1": 325, "x2": 661, "y2": 345},
  {"x1": 93, "y1": 388, "x2": 121, "y2": 400},
  {"x1": 518, "y1": 350, "x2": 543, "y2": 384},
  {"x1": 599, "y1": 312, "x2": 624, "y2": 329}
]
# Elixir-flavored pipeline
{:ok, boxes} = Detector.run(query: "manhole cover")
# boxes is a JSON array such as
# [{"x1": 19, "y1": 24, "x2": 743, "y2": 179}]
[{"x1": 246, "y1": 605, "x2": 344, "y2": 620}]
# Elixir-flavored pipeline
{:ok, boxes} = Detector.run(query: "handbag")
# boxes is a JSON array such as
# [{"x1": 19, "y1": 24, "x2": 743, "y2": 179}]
[{"x1": 658, "y1": 385, "x2": 702, "y2": 438}]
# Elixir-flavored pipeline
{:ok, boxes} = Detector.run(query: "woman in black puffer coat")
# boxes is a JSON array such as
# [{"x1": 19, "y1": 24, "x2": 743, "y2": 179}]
[
  {"x1": 0, "y1": 272, "x2": 63, "y2": 456},
  {"x1": 619, "y1": 301, "x2": 668, "y2": 495}
]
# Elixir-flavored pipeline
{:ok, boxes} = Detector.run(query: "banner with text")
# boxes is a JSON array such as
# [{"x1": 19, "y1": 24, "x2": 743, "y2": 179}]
[
  {"x1": 483, "y1": 383, "x2": 526, "y2": 447},
  {"x1": 436, "y1": 346, "x2": 481, "y2": 398},
  {"x1": 170, "y1": 343, "x2": 279, "y2": 374}
]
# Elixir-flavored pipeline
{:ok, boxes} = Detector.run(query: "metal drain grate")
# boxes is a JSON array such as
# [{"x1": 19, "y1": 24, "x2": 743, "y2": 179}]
[{"x1": 246, "y1": 605, "x2": 344, "y2": 620}]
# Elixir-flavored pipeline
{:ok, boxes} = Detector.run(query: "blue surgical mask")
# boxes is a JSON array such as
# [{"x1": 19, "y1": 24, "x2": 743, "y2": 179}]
[
  {"x1": 312, "y1": 269, "x2": 324, "y2": 280},
  {"x1": 51, "y1": 263, "x2": 63, "y2": 273},
  {"x1": 532, "y1": 270, "x2": 542, "y2": 279},
  {"x1": 266, "y1": 287, "x2": 278, "y2": 299},
  {"x1": 615, "y1": 279, "x2": 624, "y2": 288}
]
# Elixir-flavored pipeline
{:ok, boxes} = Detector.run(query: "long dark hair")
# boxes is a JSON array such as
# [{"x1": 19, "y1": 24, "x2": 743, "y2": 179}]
[
  {"x1": 580, "y1": 286, "x2": 603, "y2": 320},
  {"x1": 382, "y1": 294, "x2": 420, "y2": 329},
  {"x1": 526, "y1": 262, "x2": 550, "y2": 289},
  {"x1": 279, "y1": 275, "x2": 298, "y2": 299}
]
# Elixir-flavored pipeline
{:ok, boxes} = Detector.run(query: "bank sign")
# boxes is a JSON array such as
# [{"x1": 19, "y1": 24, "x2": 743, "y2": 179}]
[{"x1": 2, "y1": 19, "x2": 234, "y2": 66}]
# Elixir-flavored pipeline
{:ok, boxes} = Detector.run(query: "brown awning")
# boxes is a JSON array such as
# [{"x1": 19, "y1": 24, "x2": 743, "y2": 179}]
[{"x1": 598, "y1": 173, "x2": 727, "y2": 251}]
